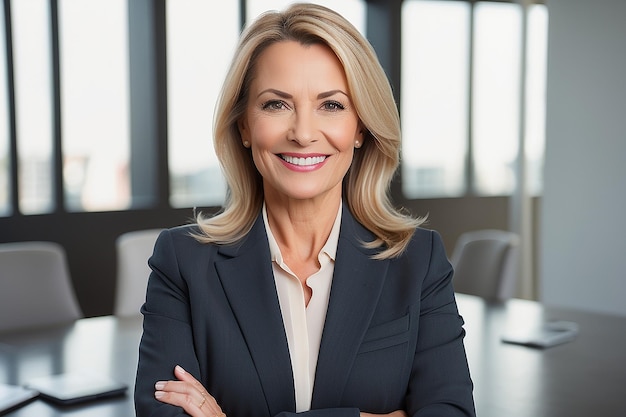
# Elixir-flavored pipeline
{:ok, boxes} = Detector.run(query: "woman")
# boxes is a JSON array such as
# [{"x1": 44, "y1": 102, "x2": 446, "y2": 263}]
[{"x1": 135, "y1": 3, "x2": 475, "y2": 417}]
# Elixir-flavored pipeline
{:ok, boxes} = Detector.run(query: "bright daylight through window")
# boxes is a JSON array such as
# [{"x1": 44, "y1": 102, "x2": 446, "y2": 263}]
[
  {"x1": 12, "y1": 0, "x2": 55, "y2": 214},
  {"x1": 401, "y1": 0, "x2": 547, "y2": 198},
  {"x1": 59, "y1": 0, "x2": 130, "y2": 212},
  {"x1": 1, "y1": 0, "x2": 546, "y2": 216},
  {"x1": 166, "y1": 0, "x2": 239, "y2": 208}
]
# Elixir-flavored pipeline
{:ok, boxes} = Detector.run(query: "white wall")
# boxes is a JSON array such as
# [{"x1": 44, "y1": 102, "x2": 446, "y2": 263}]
[{"x1": 540, "y1": 0, "x2": 626, "y2": 316}]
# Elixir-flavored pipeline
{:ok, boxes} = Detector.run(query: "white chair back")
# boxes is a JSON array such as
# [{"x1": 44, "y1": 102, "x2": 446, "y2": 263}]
[
  {"x1": 114, "y1": 229, "x2": 162, "y2": 316},
  {"x1": 0, "y1": 241, "x2": 83, "y2": 333},
  {"x1": 450, "y1": 229, "x2": 520, "y2": 301}
]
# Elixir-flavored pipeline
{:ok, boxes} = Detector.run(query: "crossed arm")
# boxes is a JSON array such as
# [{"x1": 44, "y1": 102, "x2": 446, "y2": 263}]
[{"x1": 155, "y1": 365, "x2": 408, "y2": 417}]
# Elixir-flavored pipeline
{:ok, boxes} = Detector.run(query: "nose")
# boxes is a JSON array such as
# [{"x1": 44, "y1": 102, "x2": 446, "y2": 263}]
[{"x1": 288, "y1": 111, "x2": 318, "y2": 146}]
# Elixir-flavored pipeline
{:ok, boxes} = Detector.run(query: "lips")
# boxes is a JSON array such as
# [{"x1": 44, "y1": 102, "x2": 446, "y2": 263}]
[{"x1": 279, "y1": 154, "x2": 327, "y2": 166}]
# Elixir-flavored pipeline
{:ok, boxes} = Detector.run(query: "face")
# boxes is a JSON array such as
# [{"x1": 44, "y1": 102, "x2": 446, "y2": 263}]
[{"x1": 239, "y1": 41, "x2": 362, "y2": 204}]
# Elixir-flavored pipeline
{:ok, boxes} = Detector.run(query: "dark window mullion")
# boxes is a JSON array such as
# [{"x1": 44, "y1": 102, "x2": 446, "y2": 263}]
[
  {"x1": 129, "y1": 0, "x2": 169, "y2": 209},
  {"x1": 154, "y1": 0, "x2": 169, "y2": 209},
  {"x1": 466, "y1": 1, "x2": 476, "y2": 196},
  {"x1": 49, "y1": 0, "x2": 64, "y2": 213},
  {"x1": 367, "y1": 0, "x2": 403, "y2": 201},
  {"x1": 240, "y1": 0, "x2": 246, "y2": 29},
  {"x1": 3, "y1": 0, "x2": 18, "y2": 215}
]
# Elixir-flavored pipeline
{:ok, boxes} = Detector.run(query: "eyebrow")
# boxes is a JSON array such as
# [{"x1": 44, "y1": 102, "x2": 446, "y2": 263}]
[{"x1": 257, "y1": 88, "x2": 349, "y2": 100}]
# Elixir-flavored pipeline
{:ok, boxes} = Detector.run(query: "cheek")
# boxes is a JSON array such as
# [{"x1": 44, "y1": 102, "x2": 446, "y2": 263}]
[
  {"x1": 248, "y1": 120, "x2": 283, "y2": 172},
  {"x1": 246, "y1": 115, "x2": 287, "y2": 147},
  {"x1": 328, "y1": 122, "x2": 360, "y2": 151}
]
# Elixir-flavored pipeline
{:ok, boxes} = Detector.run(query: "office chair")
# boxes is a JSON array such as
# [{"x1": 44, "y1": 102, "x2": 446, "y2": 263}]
[
  {"x1": 0, "y1": 241, "x2": 83, "y2": 333},
  {"x1": 114, "y1": 229, "x2": 162, "y2": 316},
  {"x1": 450, "y1": 229, "x2": 520, "y2": 301}
]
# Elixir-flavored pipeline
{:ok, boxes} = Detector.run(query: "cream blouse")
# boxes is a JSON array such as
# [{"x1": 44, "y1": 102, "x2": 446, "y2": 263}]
[{"x1": 262, "y1": 203, "x2": 342, "y2": 412}]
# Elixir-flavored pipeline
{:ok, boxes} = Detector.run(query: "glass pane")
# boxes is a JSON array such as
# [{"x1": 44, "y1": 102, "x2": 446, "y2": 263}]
[
  {"x1": 166, "y1": 0, "x2": 239, "y2": 208},
  {"x1": 0, "y1": 4, "x2": 9, "y2": 216},
  {"x1": 472, "y1": 2, "x2": 522, "y2": 196},
  {"x1": 401, "y1": 0, "x2": 470, "y2": 198},
  {"x1": 246, "y1": 0, "x2": 366, "y2": 34},
  {"x1": 12, "y1": 0, "x2": 54, "y2": 214},
  {"x1": 525, "y1": 4, "x2": 548, "y2": 196},
  {"x1": 59, "y1": 0, "x2": 130, "y2": 212}
]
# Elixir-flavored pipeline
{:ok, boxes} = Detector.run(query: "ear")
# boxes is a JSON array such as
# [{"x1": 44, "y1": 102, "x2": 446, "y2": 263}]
[
  {"x1": 358, "y1": 121, "x2": 367, "y2": 136},
  {"x1": 357, "y1": 123, "x2": 366, "y2": 142},
  {"x1": 238, "y1": 118, "x2": 250, "y2": 142}
]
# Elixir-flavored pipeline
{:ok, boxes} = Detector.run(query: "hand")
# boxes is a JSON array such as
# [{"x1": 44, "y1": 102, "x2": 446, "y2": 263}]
[
  {"x1": 155, "y1": 365, "x2": 225, "y2": 417},
  {"x1": 361, "y1": 410, "x2": 408, "y2": 417}
]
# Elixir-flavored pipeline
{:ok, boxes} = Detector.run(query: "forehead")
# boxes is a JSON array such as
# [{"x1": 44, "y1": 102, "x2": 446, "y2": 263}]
[{"x1": 251, "y1": 40, "x2": 348, "y2": 89}]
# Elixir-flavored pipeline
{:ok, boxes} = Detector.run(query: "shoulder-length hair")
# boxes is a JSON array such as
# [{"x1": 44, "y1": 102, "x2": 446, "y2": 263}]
[{"x1": 196, "y1": 3, "x2": 424, "y2": 259}]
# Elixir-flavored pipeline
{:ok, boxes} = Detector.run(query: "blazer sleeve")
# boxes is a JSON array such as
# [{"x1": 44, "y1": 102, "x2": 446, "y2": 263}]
[
  {"x1": 134, "y1": 229, "x2": 202, "y2": 417},
  {"x1": 405, "y1": 231, "x2": 475, "y2": 417}
]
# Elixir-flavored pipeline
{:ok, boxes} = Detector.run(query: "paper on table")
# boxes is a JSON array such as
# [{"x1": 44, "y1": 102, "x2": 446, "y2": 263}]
[
  {"x1": 0, "y1": 383, "x2": 39, "y2": 413},
  {"x1": 24, "y1": 373, "x2": 127, "y2": 405},
  {"x1": 501, "y1": 320, "x2": 579, "y2": 348}
]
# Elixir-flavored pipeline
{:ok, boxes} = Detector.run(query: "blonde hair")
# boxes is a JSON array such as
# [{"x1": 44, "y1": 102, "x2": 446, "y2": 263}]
[{"x1": 196, "y1": 3, "x2": 424, "y2": 259}]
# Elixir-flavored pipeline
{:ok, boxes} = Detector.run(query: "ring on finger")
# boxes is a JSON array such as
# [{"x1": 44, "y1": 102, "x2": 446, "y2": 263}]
[{"x1": 198, "y1": 397, "x2": 206, "y2": 408}]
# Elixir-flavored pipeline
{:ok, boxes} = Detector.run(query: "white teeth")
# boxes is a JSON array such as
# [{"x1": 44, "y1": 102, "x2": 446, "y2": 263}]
[{"x1": 281, "y1": 155, "x2": 326, "y2": 166}]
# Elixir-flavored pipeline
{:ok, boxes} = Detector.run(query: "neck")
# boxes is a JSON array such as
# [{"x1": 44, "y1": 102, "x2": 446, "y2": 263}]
[{"x1": 264, "y1": 193, "x2": 341, "y2": 263}]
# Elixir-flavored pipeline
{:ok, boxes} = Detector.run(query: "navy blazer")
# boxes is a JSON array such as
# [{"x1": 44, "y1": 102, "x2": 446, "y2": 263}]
[{"x1": 135, "y1": 206, "x2": 475, "y2": 417}]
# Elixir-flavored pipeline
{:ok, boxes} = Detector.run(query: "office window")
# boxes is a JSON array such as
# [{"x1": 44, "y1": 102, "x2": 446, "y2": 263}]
[
  {"x1": 166, "y1": 0, "x2": 239, "y2": 208},
  {"x1": 472, "y1": 2, "x2": 522, "y2": 196},
  {"x1": 0, "y1": 4, "x2": 8, "y2": 216},
  {"x1": 12, "y1": 0, "x2": 54, "y2": 214},
  {"x1": 525, "y1": 4, "x2": 548, "y2": 196},
  {"x1": 401, "y1": 1, "x2": 470, "y2": 198},
  {"x1": 59, "y1": 0, "x2": 130, "y2": 212},
  {"x1": 401, "y1": 0, "x2": 547, "y2": 198},
  {"x1": 246, "y1": 0, "x2": 366, "y2": 33}
]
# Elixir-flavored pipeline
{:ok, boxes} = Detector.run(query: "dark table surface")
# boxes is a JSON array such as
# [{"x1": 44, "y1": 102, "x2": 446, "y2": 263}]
[
  {"x1": 458, "y1": 295, "x2": 626, "y2": 417},
  {"x1": 1, "y1": 293, "x2": 625, "y2": 417},
  {"x1": 0, "y1": 314, "x2": 142, "y2": 416}
]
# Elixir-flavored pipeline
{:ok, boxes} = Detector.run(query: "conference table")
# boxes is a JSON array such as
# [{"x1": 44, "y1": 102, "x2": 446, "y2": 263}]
[{"x1": 1, "y1": 294, "x2": 625, "y2": 417}]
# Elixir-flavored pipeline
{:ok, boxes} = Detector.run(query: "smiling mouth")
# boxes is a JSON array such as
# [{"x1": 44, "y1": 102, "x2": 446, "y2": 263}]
[{"x1": 279, "y1": 154, "x2": 327, "y2": 166}]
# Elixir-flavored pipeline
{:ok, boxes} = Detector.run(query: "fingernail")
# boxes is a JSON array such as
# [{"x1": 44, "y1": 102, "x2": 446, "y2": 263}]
[
  {"x1": 155, "y1": 391, "x2": 164, "y2": 399},
  {"x1": 155, "y1": 381, "x2": 166, "y2": 390},
  {"x1": 175, "y1": 365, "x2": 186, "y2": 374}
]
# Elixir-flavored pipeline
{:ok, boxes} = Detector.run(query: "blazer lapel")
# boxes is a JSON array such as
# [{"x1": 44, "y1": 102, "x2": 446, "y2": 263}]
[
  {"x1": 312, "y1": 208, "x2": 390, "y2": 408},
  {"x1": 215, "y1": 215, "x2": 296, "y2": 416}
]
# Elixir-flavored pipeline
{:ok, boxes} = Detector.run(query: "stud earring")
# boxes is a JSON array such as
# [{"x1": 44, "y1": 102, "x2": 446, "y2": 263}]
[
  {"x1": 355, "y1": 140, "x2": 361, "y2": 148},
  {"x1": 243, "y1": 141, "x2": 250, "y2": 148}
]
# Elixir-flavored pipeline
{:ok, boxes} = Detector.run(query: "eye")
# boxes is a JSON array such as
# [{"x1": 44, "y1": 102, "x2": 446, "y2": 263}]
[
  {"x1": 322, "y1": 100, "x2": 346, "y2": 111},
  {"x1": 261, "y1": 100, "x2": 287, "y2": 111}
]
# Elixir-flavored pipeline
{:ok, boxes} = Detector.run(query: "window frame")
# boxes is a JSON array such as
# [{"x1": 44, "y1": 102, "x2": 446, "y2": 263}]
[{"x1": 0, "y1": 0, "x2": 547, "y2": 217}]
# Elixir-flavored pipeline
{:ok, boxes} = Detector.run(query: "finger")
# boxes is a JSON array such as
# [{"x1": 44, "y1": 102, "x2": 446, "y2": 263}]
[
  {"x1": 154, "y1": 389, "x2": 211, "y2": 416},
  {"x1": 154, "y1": 380, "x2": 200, "y2": 396},
  {"x1": 173, "y1": 366, "x2": 222, "y2": 411},
  {"x1": 154, "y1": 379, "x2": 208, "y2": 413},
  {"x1": 165, "y1": 365, "x2": 223, "y2": 416},
  {"x1": 174, "y1": 365, "x2": 211, "y2": 396}
]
